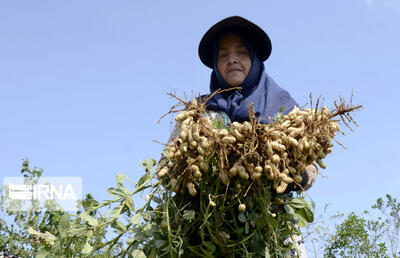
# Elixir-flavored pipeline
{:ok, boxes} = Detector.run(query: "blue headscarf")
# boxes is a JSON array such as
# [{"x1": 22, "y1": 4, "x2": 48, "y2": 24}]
[{"x1": 206, "y1": 33, "x2": 298, "y2": 124}]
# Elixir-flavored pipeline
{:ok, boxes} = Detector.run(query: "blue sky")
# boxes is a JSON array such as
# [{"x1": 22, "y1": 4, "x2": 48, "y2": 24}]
[{"x1": 1, "y1": 0, "x2": 399, "y2": 227}]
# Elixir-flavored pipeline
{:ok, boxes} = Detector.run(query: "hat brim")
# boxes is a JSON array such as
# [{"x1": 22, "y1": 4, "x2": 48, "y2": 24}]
[{"x1": 198, "y1": 16, "x2": 272, "y2": 69}]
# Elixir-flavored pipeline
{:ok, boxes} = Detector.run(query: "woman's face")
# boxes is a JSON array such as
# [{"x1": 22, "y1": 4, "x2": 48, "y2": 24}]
[{"x1": 217, "y1": 34, "x2": 252, "y2": 87}]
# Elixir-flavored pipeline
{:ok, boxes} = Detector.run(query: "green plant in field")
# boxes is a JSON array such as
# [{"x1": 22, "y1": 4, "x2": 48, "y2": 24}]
[
  {"x1": 323, "y1": 194, "x2": 400, "y2": 258},
  {"x1": 0, "y1": 159, "x2": 161, "y2": 257},
  {"x1": 324, "y1": 212, "x2": 388, "y2": 258}
]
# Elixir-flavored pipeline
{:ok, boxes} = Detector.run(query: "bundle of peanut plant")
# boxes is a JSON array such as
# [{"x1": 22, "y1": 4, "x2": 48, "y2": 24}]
[{"x1": 149, "y1": 91, "x2": 362, "y2": 257}]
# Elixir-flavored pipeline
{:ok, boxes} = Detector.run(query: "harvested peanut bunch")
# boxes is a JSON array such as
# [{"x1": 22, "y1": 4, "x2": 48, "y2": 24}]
[{"x1": 158, "y1": 92, "x2": 361, "y2": 196}]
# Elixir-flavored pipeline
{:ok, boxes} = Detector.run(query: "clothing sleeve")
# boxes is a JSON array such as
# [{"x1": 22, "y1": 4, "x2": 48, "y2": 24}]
[
  {"x1": 202, "y1": 110, "x2": 232, "y2": 127},
  {"x1": 285, "y1": 163, "x2": 318, "y2": 193},
  {"x1": 299, "y1": 163, "x2": 318, "y2": 191},
  {"x1": 167, "y1": 122, "x2": 181, "y2": 145},
  {"x1": 158, "y1": 122, "x2": 180, "y2": 167}
]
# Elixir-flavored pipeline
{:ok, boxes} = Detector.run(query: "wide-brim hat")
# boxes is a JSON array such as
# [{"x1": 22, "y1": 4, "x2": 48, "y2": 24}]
[{"x1": 198, "y1": 16, "x2": 272, "y2": 69}]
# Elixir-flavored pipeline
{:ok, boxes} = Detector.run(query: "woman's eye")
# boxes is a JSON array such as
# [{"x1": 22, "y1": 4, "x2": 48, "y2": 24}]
[{"x1": 219, "y1": 53, "x2": 227, "y2": 58}]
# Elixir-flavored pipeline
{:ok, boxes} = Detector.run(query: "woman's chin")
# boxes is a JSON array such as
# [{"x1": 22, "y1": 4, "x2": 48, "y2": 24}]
[{"x1": 226, "y1": 78, "x2": 245, "y2": 87}]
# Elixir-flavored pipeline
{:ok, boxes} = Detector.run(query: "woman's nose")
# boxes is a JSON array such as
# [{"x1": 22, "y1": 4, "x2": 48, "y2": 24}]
[{"x1": 227, "y1": 54, "x2": 239, "y2": 64}]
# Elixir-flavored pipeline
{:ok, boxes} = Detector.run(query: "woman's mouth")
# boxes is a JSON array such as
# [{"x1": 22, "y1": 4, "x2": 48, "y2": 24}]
[{"x1": 227, "y1": 68, "x2": 242, "y2": 74}]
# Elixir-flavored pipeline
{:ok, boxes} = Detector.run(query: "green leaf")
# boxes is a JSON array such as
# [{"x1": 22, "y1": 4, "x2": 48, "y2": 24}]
[
  {"x1": 182, "y1": 210, "x2": 195, "y2": 220},
  {"x1": 280, "y1": 213, "x2": 295, "y2": 221},
  {"x1": 111, "y1": 204, "x2": 122, "y2": 218},
  {"x1": 234, "y1": 227, "x2": 244, "y2": 235},
  {"x1": 152, "y1": 196, "x2": 162, "y2": 204},
  {"x1": 203, "y1": 241, "x2": 216, "y2": 253},
  {"x1": 59, "y1": 214, "x2": 71, "y2": 231},
  {"x1": 107, "y1": 187, "x2": 124, "y2": 198},
  {"x1": 125, "y1": 196, "x2": 134, "y2": 211},
  {"x1": 112, "y1": 220, "x2": 127, "y2": 234},
  {"x1": 200, "y1": 247, "x2": 214, "y2": 257},
  {"x1": 265, "y1": 213, "x2": 278, "y2": 228},
  {"x1": 27, "y1": 227, "x2": 41, "y2": 237},
  {"x1": 137, "y1": 173, "x2": 151, "y2": 188},
  {"x1": 162, "y1": 148, "x2": 169, "y2": 158},
  {"x1": 238, "y1": 212, "x2": 246, "y2": 223},
  {"x1": 287, "y1": 198, "x2": 310, "y2": 209},
  {"x1": 35, "y1": 249, "x2": 49, "y2": 258},
  {"x1": 68, "y1": 227, "x2": 87, "y2": 237},
  {"x1": 82, "y1": 242, "x2": 93, "y2": 255},
  {"x1": 118, "y1": 184, "x2": 131, "y2": 196},
  {"x1": 150, "y1": 247, "x2": 158, "y2": 257},
  {"x1": 265, "y1": 245, "x2": 271, "y2": 258},
  {"x1": 143, "y1": 223, "x2": 158, "y2": 236},
  {"x1": 293, "y1": 213, "x2": 307, "y2": 227},
  {"x1": 141, "y1": 158, "x2": 156, "y2": 172},
  {"x1": 131, "y1": 249, "x2": 146, "y2": 258},
  {"x1": 211, "y1": 118, "x2": 223, "y2": 129},
  {"x1": 249, "y1": 212, "x2": 260, "y2": 223},
  {"x1": 130, "y1": 213, "x2": 142, "y2": 225},
  {"x1": 297, "y1": 207, "x2": 314, "y2": 223},
  {"x1": 284, "y1": 204, "x2": 295, "y2": 215},
  {"x1": 154, "y1": 239, "x2": 166, "y2": 249},
  {"x1": 133, "y1": 229, "x2": 146, "y2": 242},
  {"x1": 116, "y1": 173, "x2": 125, "y2": 184},
  {"x1": 80, "y1": 213, "x2": 98, "y2": 227},
  {"x1": 142, "y1": 211, "x2": 156, "y2": 220}
]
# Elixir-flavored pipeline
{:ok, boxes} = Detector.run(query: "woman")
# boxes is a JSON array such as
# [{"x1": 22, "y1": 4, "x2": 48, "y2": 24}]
[
  {"x1": 168, "y1": 16, "x2": 316, "y2": 257},
  {"x1": 200, "y1": 16, "x2": 316, "y2": 257}
]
